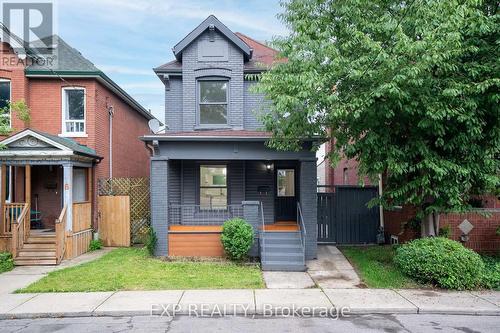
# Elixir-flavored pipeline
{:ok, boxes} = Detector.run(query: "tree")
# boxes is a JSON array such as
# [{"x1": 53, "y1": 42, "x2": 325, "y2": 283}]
[{"x1": 255, "y1": 0, "x2": 500, "y2": 235}]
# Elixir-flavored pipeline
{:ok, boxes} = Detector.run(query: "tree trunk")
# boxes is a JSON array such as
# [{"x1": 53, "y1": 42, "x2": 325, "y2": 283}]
[{"x1": 421, "y1": 212, "x2": 440, "y2": 237}]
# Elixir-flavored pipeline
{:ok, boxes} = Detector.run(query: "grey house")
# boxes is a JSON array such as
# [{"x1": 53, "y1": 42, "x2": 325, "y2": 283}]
[{"x1": 143, "y1": 15, "x2": 317, "y2": 271}]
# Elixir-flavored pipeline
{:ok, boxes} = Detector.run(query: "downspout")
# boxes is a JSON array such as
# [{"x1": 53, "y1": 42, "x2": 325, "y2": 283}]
[{"x1": 108, "y1": 106, "x2": 114, "y2": 179}]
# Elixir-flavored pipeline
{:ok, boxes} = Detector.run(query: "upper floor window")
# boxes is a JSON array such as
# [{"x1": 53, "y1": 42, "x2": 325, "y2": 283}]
[
  {"x1": 199, "y1": 80, "x2": 228, "y2": 125},
  {"x1": 0, "y1": 80, "x2": 11, "y2": 127},
  {"x1": 62, "y1": 87, "x2": 85, "y2": 135}
]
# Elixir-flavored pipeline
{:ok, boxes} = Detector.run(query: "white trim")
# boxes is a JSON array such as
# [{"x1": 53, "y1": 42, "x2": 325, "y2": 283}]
[
  {"x1": 0, "y1": 78, "x2": 12, "y2": 128},
  {"x1": 0, "y1": 151, "x2": 74, "y2": 157},
  {"x1": 0, "y1": 129, "x2": 73, "y2": 152},
  {"x1": 58, "y1": 133, "x2": 89, "y2": 138},
  {"x1": 61, "y1": 87, "x2": 86, "y2": 136}
]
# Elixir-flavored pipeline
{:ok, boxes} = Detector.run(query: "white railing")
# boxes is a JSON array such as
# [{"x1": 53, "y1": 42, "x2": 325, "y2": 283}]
[
  {"x1": 297, "y1": 202, "x2": 307, "y2": 257},
  {"x1": 169, "y1": 204, "x2": 244, "y2": 225}
]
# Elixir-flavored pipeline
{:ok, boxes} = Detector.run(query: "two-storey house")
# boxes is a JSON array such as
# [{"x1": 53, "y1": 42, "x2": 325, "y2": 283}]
[
  {"x1": 143, "y1": 16, "x2": 318, "y2": 271},
  {"x1": 0, "y1": 29, "x2": 155, "y2": 265}
]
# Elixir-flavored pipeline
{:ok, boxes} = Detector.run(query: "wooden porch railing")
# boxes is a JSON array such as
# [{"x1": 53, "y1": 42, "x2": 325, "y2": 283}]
[
  {"x1": 72, "y1": 202, "x2": 92, "y2": 232},
  {"x1": 2, "y1": 203, "x2": 26, "y2": 234},
  {"x1": 10, "y1": 204, "x2": 29, "y2": 258},
  {"x1": 55, "y1": 205, "x2": 68, "y2": 264}
]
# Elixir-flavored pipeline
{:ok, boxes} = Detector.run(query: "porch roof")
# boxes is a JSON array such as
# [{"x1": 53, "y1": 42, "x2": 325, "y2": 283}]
[
  {"x1": 142, "y1": 130, "x2": 272, "y2": 142},
  {"x1": 0, "y1": 129, "x2": 102, "y2": 163}
]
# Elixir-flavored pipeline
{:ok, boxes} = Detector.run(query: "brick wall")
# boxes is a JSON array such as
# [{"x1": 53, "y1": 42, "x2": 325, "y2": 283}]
[
  {"x1": 384, "y1": 206, "x2": 500, "y2": 254},
  {"x1": 324, "y1": 140, "x2": 372, "y2": 186}
]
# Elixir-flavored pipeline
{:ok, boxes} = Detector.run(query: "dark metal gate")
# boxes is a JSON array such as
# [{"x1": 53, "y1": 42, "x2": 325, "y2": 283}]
[{"x1": 317, "y1": 186, "x2": 380, "y2": 244}]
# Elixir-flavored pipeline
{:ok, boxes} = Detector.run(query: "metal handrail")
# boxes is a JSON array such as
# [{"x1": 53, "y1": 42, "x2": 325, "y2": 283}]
[
  {"x1": 297, "y1": 202, "x2": 307, "y2": 257},
  {"x1": 260, "y1": 202, "x2": 265, "y2": 261}
]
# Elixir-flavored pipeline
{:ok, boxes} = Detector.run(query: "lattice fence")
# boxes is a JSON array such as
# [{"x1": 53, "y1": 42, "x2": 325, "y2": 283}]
[{"x1": 98, "y1": 177, "x2": 150, "y2": 244}]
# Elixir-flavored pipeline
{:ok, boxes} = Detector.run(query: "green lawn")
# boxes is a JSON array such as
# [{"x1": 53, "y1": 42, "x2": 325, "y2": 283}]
[
  {"x1": 18, "y1": 248, "x2": 265, "y2": 292},
  {"x1": 340, "y1": 245, "x2": 422, "y2": 289}
]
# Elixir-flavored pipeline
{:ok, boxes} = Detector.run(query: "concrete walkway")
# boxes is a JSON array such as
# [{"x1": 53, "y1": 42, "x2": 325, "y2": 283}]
[
  {"x1": 263, "y1": 246, "x2": 361, "y2": 289},
  {"x1": 0, "y1": 289, "x2": 499, "y2": 319},
  {"x1": 307, "y1": 245, "x2": 362, "y2": 288},
  {"x1": 0, "y1": 248, "x2": 113, "y2": 295}
]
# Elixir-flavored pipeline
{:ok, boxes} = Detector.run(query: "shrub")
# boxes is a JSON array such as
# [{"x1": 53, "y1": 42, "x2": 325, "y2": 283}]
[
  {"x1": 481, "y1": 256, "x2": 500, "y2": 290},
  {"x1": 144, "y1": 227, "x2": 157, "y2": 256},
  {"x1": 89, "y1": 239, "x2": 103, "y2": 251},
  {"x1": 438, "y1": 225, "x2": 451, "y2": 238},
  {"x1": 394, "y1": 237, "x2": 484, "y2": 290},
  {"x1": 0, "y1": 252, "x2": 14, "y2": 273},
  {"x1": 221, "y1": 218, "x2": 254, "y2": 261}
]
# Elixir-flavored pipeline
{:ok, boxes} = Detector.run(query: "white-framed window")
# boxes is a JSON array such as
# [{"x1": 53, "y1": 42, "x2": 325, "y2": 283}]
[
  {"x1": 199, "y1": 165, "x2": 227, "y2": 209},
  {"x1": 198, "y1": 79, "x2": 228, "y2": 125},
  {"x1": 3, "y1": 166, "x2": 13, "y2": 203},
  {"x1": 0, "y1": 79, "x2": 11, "y2": 128},
  {"x1": 62, "y1": 87, "x2": 86, "y2": 136}
]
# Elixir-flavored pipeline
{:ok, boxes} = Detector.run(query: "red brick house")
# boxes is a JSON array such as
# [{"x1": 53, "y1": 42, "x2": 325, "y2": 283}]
[{"x1": 0, "y1": 32, "x2": 155, "y2": 264}]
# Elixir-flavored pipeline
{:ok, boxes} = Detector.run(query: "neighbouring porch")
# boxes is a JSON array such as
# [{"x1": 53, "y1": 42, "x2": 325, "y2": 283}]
[{"x1": 0, "y1": 129, "x2": 101, "y2": 265}]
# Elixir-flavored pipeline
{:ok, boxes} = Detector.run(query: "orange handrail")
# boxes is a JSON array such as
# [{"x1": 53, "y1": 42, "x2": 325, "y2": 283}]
[{"x1": 11, "y1": 204, "x2": 29, "y2": 258}]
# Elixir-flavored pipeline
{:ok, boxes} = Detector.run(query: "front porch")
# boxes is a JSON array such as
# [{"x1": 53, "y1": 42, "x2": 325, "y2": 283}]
[{"x1": 0, "y1": 129, "x2": 101, "y2": 265}]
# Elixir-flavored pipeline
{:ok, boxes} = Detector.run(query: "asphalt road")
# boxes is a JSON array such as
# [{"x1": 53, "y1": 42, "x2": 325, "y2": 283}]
[{"x1": 0, "y1": 314, "x2": 499, "y2": 333}]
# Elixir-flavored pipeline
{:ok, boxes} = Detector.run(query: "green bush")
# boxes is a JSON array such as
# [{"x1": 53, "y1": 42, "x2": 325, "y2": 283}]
[
  {"x1": 144, "y1": 227, "x2": 157, "y2": 256},
  {"x1": 481, "y1": 256, "x2": 500, "y2": 290},
  {"x1": 221, "y1": 218, "x2": 254, "y2": 261},
  {"x1": 0, "y1": 252, "x2": 14, "y2": 273},
  {"x1": 89, "y1": 239, "x2": 103, "y2": 251},
  {"x1": 438, "y1": 225, "x2": 451, "y2": 238},
  {"x1": 394, "y1": 237, "x2": 484, "y2": 290}
]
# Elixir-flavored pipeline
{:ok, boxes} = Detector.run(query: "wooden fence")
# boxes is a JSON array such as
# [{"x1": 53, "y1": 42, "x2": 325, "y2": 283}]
[
  {"x1": 72, "y1": 202, "x2": 92, "y2": 233},
  {"x1": 98, "y1": 178, "x2": 149, "y2": 244}
]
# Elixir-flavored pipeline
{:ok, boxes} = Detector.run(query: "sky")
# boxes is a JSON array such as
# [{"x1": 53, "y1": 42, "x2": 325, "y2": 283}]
[{"x1": 54, "y1": 0, "x2": 287, "y2": 122}]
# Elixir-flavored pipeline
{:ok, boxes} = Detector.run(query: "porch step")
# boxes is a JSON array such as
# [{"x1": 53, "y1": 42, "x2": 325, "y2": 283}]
[
  {"x1": 26, "y1": 237, "x2": 56, "y2": 244},
  {"x1": 14, "y1": 257, "x2": 57, "y2": 266},
  {"x1": 17, "y1": 249, "x2": 56, "y2": 257},
  {"x1": 260, "y1": 231, "x2": 306, "y2": 272},
  {"x1": 22, "y1": 243, "x2": 56, "y2": 250}
]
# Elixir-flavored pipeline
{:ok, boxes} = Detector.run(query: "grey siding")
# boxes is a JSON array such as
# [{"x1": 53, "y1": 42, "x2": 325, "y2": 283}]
[
  {"x1": 245, "y1": 161, "x2": 274, "y2": 225},
  {"x1": 165, "y1": 78, "x2": 183, "y2": 131},
  {"x1": 168, "y1": 160, "x2": 181, "y2": 205},
  {"x1": 179, "y1": 30, "x2": 244, "y2": 131},
  {"x1": 181, "y1": 161, "x2": 197, "y2": 205},
  {"x1": 243, "y1": 81, "x2": 267, "y2": 130},
  {"x1": 228, "y1": 161, "x2": 245, "y2": 204}
]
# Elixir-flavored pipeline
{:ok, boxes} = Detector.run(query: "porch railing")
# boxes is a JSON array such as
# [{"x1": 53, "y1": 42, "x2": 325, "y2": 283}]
[
  {"x1": 72, "y1": 202, "x2": 91, "y2": 232},
  {"x1": 11, "y1": 204, "x2": 30, "y2": 258},
  {"x1": 297, "y1": 202, "x2": 307, "y2": 258},
  {"x1": 3, "y1": 203, "x2": 26, "y2": 234},
  {"x1": 55, "y1": 205, "x2": 67, "y2": 264},
  {"x1": 169, "y1": 204, "x2": 244, "y2": 225}
]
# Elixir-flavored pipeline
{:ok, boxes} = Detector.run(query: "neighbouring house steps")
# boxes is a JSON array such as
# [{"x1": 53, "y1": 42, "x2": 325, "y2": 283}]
[
  {"x1": 260, "y1": 231, "x2": 306, "y2": 271},
  {"x1": 14, "y1": 231, "x2": 57, "y2": 266}
]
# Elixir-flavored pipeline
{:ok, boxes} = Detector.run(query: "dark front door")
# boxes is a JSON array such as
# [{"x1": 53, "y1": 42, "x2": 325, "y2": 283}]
[{"x1": 275, "y1": 168, "x2": 297, "y2": 221}]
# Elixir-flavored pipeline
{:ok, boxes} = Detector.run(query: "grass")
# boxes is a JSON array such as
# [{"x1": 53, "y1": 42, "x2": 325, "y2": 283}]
[
  {"x1": 340, "y1": 245, "x2": 422, "y2": 289},
  {"x1": 18, "y1": 248, "x2": 265, "y2": 292}
]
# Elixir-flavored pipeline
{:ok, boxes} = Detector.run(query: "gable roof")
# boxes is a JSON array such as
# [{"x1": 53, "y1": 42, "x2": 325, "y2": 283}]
[
  {"x1": 154, "y1": 29, "x2": 282, "y2": 74},
  {"x1": 0, "y1": 129, "x2": 102, "y2": 160},
  {"x1": 172, "y1": 15, "x2": 252, "y2": 61}
]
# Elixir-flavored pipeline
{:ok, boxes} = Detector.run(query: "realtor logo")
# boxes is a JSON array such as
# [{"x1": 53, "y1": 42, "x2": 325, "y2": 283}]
[{"x1": 1, "y1": 0, "x2": 57, "y2": 56}]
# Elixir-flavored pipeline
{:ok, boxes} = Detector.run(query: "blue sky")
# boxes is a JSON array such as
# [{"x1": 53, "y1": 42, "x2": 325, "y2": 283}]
[{"x1": 56, "y1": 0, "x2": 286, "y2": 122}]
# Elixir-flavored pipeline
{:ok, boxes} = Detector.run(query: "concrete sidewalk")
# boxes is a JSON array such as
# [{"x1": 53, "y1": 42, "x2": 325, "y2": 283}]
[{"x1": 0, "y1": 289, "x2": 498, "y2": 319}]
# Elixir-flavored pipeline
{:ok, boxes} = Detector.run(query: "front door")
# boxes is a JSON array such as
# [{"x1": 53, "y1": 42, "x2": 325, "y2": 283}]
[{"x1": 275, "y1": 168, "x2": 297, "y2": 221}]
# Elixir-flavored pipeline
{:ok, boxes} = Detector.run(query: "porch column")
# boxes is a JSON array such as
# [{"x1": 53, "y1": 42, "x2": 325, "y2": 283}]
[
  {"x1": 25, "y1": 165, "x2": 31, "y2": 235},
  {"x1": 300, "y1": 160, "x2": 318, "y2": 259},
  {"x1": 151, "y1": 157, "x2": 169, "y2": 256},
  {"x1": 63, "y1": 163, "x2": 73, "y2": 232},
  {"x1": 242, "y1": 201, "x2": 260, "y2": 257}
]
